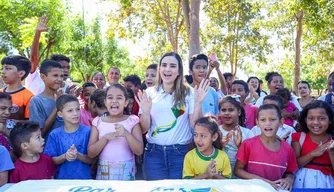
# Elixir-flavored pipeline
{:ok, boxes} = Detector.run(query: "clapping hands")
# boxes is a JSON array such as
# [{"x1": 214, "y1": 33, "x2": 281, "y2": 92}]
[{"x1": 66, "y1": 144, "x2": 77, "y2": 162}]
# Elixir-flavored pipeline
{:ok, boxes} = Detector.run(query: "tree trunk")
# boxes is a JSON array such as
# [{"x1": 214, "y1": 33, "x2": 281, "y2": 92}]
[
  {"x1": 294, "y1": 10, "x2": 303, "y2": 95},
  {"x1": 85, "y1": 74, "x2": 90, "y2": 82},
  {"x1": 182, "y1": 0, "x2": 191, "y2": 37},
  {"x1": 182, "y1": 0, "x2": 201, "y2": 59}
]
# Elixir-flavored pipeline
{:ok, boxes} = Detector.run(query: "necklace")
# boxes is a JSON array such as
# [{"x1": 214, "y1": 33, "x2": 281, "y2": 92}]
[{"x1": 199, "y1": 147, "x2": 215, "y2": 158}]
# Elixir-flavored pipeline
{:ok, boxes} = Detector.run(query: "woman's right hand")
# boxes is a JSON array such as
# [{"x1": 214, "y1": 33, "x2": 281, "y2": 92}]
[{"x1": 135, "y1": 90, "x2": 152, "y2": 114}]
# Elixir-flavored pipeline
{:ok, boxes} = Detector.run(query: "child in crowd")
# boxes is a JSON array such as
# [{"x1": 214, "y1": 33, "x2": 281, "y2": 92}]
[
  {"x1": 9, "y1": 121, "x2": 57, "y2": 183},
  {"x1": 183, "y1": 116, "x2": 231, "y2": 179},
  {"x1": 106, "y1": 66, "x2": 121, "y2": 87},
  {"x1": 0, "y1": 145, "x2": 14, "y2": 187},
  {"x1": 88, "y1": 89, "x2": 108, "y2": 117},
  {"x1": 292, "y1": 101, "x2": 334, "y2": 188},
  {"x1": 231, "y1": 80, "x2": 258, "y2": 129},
  {"x1": 0, "y1": 92, "x2": 18, "y2": 161},
  {"x1": 218, "y1": 96, "x2": 254, "y2": 178},
  {"x1": 189, "y1": 54, "x2": 219, "y2": 115},
  {"x1": 246, "y1": 76, "x2": 267, "y2": 105},
  {"x1": 235, "y1": 104, "x2": 298, "y2": 191},
  {"x1": 29, "y1": 60, "x2": 64, "y2": 138},
  {"x1": 123, "y1": 74, "x2": 141, "y2": 115},
  {"x1": 251, "y1": 95, "x2": 296, "y2": 145},
  {"x1": 207, "y1": 58, "x2": 228, "y2": 99},
  {"x1": 26, "y1": 15, "x2": 49, "y2": 95},
  {"x1": 44, "y1": 95, "x2": 93, "y2": 179},
  {"x1": 255, "y1": 72, "x2": 302, "y2": 111},
  {"x1": 145, "y1": 64, "x2": 157, "y2": 88},
  {"x1": 223, "y1": 72, "x2": 234, "y2": 95},
  {"x1": 27, "y1": 16, "x2": 76, "y2": 95},
  {"x1": 126, "y1": 88, "x2": 135, "y2": 115},
  {"x1": 209, "y1": 77, "x2": 225, "y2": 100},
  {"x1": 91, "y1": 72, "x2": 106, "y2": 89},
  {"x1": 88, "y1": 84, "x2": 143, "y2": 180},
  {"x1": 0, "y1": 92, "x2": 13, "y2": 151},
  {"x1": 276, "y1": 88, "x2": 299, "y2": 127},
  {"x1": 1, "y1": 56, "x2": 34, "y2": 120},
  {"x1": 79, "y1": 82, "x2": 97, "y2": 126},
  {"x1": 297, "y1": 81, "x2": 314, "y2": 109}
]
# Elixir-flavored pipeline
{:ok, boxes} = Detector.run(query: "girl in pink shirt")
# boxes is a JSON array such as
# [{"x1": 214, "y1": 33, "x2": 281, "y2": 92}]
[
  {"x1": 275, "y1": 88, "x2": 299, "y2": 127},
  {"x1": 87, "y1": 84, "x2": 143, "y2": 180}
]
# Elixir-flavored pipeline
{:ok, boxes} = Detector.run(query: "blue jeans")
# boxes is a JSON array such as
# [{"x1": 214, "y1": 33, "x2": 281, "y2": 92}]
[{"x1": 143, "y1": 143, "x2": 188, "y2": 180}]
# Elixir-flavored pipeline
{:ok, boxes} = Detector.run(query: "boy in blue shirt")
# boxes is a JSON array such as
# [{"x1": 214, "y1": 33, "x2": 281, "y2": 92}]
[{"x1": 44, "y1": 94, "x2": 93, "y2": 179}]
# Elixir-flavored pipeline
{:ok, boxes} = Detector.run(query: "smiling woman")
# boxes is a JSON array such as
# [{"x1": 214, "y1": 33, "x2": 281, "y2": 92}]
[
  {"x1": 255, "y1": 72, "x2": 302, "y2": 111},
  {"x1": 136, "y1": 52, "x2": 210, "y2": 180}
]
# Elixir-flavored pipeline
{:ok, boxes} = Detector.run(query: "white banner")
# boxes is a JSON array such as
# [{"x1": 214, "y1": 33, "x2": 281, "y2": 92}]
[{"x1": 5, "y1": 179, "x2": 286, "y2": 192}]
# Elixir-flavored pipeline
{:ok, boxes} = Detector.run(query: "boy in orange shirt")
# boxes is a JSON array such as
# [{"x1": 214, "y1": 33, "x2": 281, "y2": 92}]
[{"x1": 1, "y1": 56, "x2": 34, "y2": 120}]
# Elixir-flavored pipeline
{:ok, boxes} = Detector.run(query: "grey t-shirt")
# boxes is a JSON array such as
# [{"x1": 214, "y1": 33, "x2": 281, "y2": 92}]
[{"x1": 29, "y1": 94, "x2": 64, "y2": 138}]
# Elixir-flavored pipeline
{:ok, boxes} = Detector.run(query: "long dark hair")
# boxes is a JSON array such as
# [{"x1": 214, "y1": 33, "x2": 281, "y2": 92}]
[
  {"x1": 299, "y1": 100, "x2": 334, "y2": 136},
  {"x1": 191, "y1": 116, "x2": 223, "y2": 150},
  {"x1": 247, "y1": 76, "x2": 261, "y2": 96},
  {"x1": 157, "y1": 52, "x2": 190, "y2": 107},
  {"x1": 219, "y1": 96, "x2": 246, "y2": 127}
]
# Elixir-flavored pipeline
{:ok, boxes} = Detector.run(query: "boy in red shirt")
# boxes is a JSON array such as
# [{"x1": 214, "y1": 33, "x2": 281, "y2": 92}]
[{"x1": 9, "y1": 121, "x2": 56, "y2": 183}]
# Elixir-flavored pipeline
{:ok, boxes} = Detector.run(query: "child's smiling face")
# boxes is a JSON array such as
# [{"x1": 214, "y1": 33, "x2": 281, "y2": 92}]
[{"x1": 306, "y1": 108, "x2": 330, "y2": 136}]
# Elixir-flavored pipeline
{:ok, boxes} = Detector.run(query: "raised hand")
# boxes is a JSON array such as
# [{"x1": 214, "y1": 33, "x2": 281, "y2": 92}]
[
  {"x1": 114, "y1": 123, "x2": 130, "y2": 137},
  {"x1": 212, "y1": 61, "x2": 220, "y2": 69},
  {"x1": 194, "y1": 79, "x2": 210, "y2": 104},
  {"x1": 221, "y1": 130, "x2": 234, "y2": 148},
  {"x1": 54, "y1": 89, "x2": 63, "y2": 102},
  {"x1": 248, "y1": 84, "x2": 255, "y2": 94},
  {"x1": 233, "y1": 125, "x2": 242, "y2": 148},
  {"x1": 36, "y1": 15, "x2": 49, "y2": 32},
  {"x1": 68, "y1": 86, "x2": 82, "y2": 98},
  {"x1": 135, "y1": 90, "x2": 152, "y2": 114}
]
